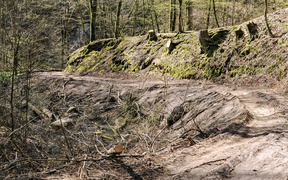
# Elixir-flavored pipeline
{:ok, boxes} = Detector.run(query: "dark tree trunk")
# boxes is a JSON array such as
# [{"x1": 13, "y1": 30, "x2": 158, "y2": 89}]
[
  {"x1": 115, "y1": 0, "x2": 122, "y2": 38},
  {"x1": 212, "y1": 0, "x2": 219, "y2": 27},
  {"x1": 89, "y1": 0, "x2": 97, "y2": 42},
  {"x1": 264, "y1": 0, "x2": 274, "y2": 37},
  {"x1": 206, "y1": 0, "x2": 212, "y2": 29},
  {"x1": 178, "y1": 0, "x2": 184, "y2": 32}
]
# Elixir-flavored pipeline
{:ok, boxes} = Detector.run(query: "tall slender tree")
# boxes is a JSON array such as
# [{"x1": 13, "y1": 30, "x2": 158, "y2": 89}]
[
  {"x1": 206, "y1": 0, "x2": 212, "y2": 29},
  {"x1": 178, "y1": 0, "x2": 184, "y2": 32},
  {"x1": 89, "y1": 0, "x2": 97, "y2": 42},
  {"x1": 212, "y1": 0, "x2": 220, "y2": 27},
  {"x1": 264, "y1": 0, "x2": 274, "y2": 37},
  {"x1": 186, "y1": 0, "x2": 193, "y2": 30},
  {"x1": 170, "y1": 0, "x2": 176, "y2": 32},
  {"x1": 114, "y1": 0, "x2": 122, "y2": 38}
]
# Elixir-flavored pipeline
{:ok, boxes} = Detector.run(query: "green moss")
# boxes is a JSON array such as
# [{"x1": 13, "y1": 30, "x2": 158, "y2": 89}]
[
  {"x1": 129, "y1": 63, "x2": 140, "y2": 73},
  {"x1": 0, "y1": 71, "x2": 11, "y2": 86},
  {"x1": 278, "y1": 66, "x2": 288, "y2": 79}
]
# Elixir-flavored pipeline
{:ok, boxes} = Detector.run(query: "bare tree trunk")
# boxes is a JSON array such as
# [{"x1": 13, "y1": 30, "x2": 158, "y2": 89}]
[
  {"x1": 142, "y1": 0, "x2": 146, "y2": 32},
  {"x1": 178, "y1": 0, "x2": 184, "y2": 32},
  {"x1": 150, "y1": 0, "x2": 160, "y2": 33},
  {"x1": 61, "y1": 3, "x2": 69, "y2": 68},
  {"x1": 206, "y1": 0, "x2": 212, "y2": 29},
  {"x1": 264, "y1": 0, "x2": 274, "y2": 37},
  {"x1": 222, "y1": 0, "x2": 227, "y2": 27},
  {"x1": 154, "y1": 10, "x2": 160, "y2": 33},
  {"x1": 212, "y1": 0, "x2": 219, "y2": 27},
  {"x1": 170, "y1": 0, "x2": 176, "y2": 32},
  {"x1": 89, "y1": 0, "x2": 97, "y2": 42},
  {"x1": 231, "y1": 0, "x2": 236, "y2": 25},
  {"x1": 114, "y1": 0, "x2": 122, "y2": 38},
  {"x1": 186, "y1": 0, "x2": 193, "y2": 30},
  {"x1": 133, "y1": 0, "x2": 139, "y2": 36}
]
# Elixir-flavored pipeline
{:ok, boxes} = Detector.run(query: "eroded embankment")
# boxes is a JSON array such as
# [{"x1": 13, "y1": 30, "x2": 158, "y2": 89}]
[{"x1": 14, "y1": 71, "x2": 288, "y2": 179}]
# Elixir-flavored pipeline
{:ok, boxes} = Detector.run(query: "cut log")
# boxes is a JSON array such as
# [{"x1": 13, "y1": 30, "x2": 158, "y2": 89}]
[
  {"x1": 50, "y1": 117, "x2": 74, "y2": 128},
  {"x1": 28, "y1": 103, "x2": 55, "y2": 120},
  {"x1": 199, "y1": 29, "x2": 210, "y2": 54}
]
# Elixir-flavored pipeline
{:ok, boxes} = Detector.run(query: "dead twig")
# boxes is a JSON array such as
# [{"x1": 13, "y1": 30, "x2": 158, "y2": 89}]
[{"x1": 150, "y1": 125, "x2": 167, "y2": 152}]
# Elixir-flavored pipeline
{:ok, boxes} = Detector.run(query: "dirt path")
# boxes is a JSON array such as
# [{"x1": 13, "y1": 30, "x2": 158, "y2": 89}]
[{"x1": 33, "y1": 72, "x2": 288, "y2": 179}]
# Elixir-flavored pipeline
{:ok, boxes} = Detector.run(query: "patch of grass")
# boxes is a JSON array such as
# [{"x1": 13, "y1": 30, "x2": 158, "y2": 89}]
[{"x1": 0, "y1": 71, "x2": 11, "y2": 87}]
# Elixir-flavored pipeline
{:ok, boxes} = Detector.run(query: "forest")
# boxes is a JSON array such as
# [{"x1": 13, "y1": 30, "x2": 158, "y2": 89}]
[{"x1": 0, "y1": 0, "x2": 286, "y2": 70}]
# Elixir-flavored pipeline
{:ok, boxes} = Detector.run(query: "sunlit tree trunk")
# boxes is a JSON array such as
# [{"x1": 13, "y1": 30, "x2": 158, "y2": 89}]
[
  {"x1": 186, "y1": 0, "x2": 193, "y2": 30},
  {"x1": 149, "y1": 0, "x2": 160, "y2": 33},
  {"x1": 170, "y1": 0, "x2": 176, "y2": 32},
  {"x1": 231, "y1": 0, "x2": 236, "y2": 25}
]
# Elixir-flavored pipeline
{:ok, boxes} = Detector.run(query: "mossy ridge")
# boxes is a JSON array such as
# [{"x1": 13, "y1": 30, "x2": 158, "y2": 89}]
[
  {"x1": 66, "y1": 38, "x2": 121, "y2": 72},
  {"x1": 65, "y1": 20, "x2": 288, "y2": 82}
]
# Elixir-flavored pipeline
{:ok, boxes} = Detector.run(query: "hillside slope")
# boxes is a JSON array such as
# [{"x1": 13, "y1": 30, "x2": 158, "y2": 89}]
[
  {"x1": 66, "y1": 8, "x2": 288, "y2": 86},
  {"x1": 1, "y1": 71, "x2": 286, "y2": 179}
]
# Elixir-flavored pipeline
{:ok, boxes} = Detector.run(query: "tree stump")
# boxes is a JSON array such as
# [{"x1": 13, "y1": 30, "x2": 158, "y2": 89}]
[
  {"x1": 166, "y1": 39, "x2": 174, "y2": 54},
  {"x1": 166, "y1": 39, "x2": 182, "y2": 54},
  {"x1": 247, "y1": 22, "x2": 258, "y2": 40},
  {"x1": 199, "y1": 29, "x2": 210, "y2": 54},
  {"x1": 147, "y1": 30, "x2": 158, "y2": 41},
  {"x1": 235, "y1": 28, "x2": 244, "y2": 41}
]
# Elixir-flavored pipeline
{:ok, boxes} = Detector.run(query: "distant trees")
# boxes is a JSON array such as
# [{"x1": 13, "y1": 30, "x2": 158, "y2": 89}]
[{"x1": 0, "y1": 0, "x2": 283, "y2": 72}]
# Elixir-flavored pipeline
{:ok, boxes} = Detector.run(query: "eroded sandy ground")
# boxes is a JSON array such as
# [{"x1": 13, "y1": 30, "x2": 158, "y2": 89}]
[{"x1": 32, "y1": 72, "x2": 288, "y2": 179}]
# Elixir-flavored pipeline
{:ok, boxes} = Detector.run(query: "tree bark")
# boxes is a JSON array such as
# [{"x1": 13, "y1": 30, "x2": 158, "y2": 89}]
[
  {"x1": 206, "y1": 0, "x2": 212, "y2": 29},
  {"x1": 178, "y1": 0, "x2": 184, "y2": 32},
  {"x1": 264, "y1": 0, "x2": 274, "y2": 37},
  {"x1": 231, "y1": 0, "x2": 236, "y2": 25},
  {"x1": 133, "y1": 0, "x2": 139, "y2": 36},
  {"x1": 212, "y1": 0, "x2": 219, "y2": 27},
  {"x1": 89, "y1": 0, "x2": 97, "y2": 42},
  {"x1": 149, "y1": 0, "x2": 160, "y2": 33},
  {"x1": 170, "y1": 0, "x2": 176, "y2": 32},
  {"x1": 114, "y1": 0, "x2": 122, "y2": 38},
  {"x1": 186, "y1": 1, "x2": 193, "y2": 30}
]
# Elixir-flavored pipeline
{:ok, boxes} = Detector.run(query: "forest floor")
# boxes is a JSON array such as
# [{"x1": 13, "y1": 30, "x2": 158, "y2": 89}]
[{"x1": 3, "y1": 71, "x2": 286, "y2": 180}]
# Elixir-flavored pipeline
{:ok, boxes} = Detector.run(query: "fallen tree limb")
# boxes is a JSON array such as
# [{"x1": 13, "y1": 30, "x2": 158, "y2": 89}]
[
  {"x1": 1, "y1": 153, "x2": 146, "y2": 172},
  {"x1": 28, "y1": 102, "x2": 55, "y2": 120}
]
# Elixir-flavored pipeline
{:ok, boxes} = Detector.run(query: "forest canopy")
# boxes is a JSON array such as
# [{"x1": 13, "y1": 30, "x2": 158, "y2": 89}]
[{"x1": 0, "y1": 0, "x2": 286, "y2": 71}]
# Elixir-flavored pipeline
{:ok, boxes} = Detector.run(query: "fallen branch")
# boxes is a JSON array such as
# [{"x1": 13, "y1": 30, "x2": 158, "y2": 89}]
[{"x1": 1, "y1": 153, "x2": 146, "y2": 172}]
